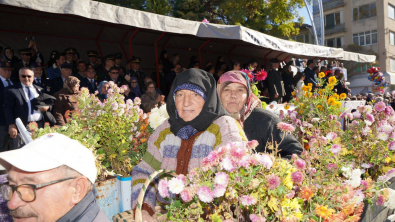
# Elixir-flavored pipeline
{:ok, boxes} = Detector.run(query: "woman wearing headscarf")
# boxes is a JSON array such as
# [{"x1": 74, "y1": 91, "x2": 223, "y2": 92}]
[
  {"x1": 217, "y1": 71, "x2": 302, "y2": 159},
  {"x1": 128, "y1": 76, "x2": 142, "y2": 100},
  {"x1": 98, "y1": 81, "x2": 109, "y2": 102},
  {"x1": 52, "y1": 76, "x2": 80, "y2": 126},
  {"x1": 140, "y1": 81, "x2": 165, "y2": 113},
  {"x1": 1, "y1": 47, "x2": 20, "y2": 65},
  {"x1": 131, "y1": 68, "x2": 247, "y2": 221}
]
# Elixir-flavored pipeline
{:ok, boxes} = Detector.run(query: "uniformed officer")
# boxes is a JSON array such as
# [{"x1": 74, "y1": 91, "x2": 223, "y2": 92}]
[
  {"x1": 87, "y1": 50, "x2": 99, "y2": 69},
  {"x1": 128, "y1": 56, "x2": 145, "y2": 93},
  {"x1": 96, "y1": 54, "x2": 115, "y2": 83},
  {"x1": 12, "y1": 48, "x2": 32, "y2": 81},
  {"x1": 64, "y1": 47, "x2": 78, "y2": 73},
  {"x1": 31, "y1": 62, "x2": 49, "y2": 91}
]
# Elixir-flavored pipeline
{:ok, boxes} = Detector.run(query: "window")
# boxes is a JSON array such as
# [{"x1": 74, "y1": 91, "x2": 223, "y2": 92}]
[
  {"x1": 391, "y1": 31, "x2": 395, "y2": 46},
  {"x1": 296, "y1": 35, "x2": 304, "y2": 43},
  {"x1": 354, "y1": 63, "x2": 371, "y2": 73},
  {"x1": 389, "y1": 4, "x2": 395, "y2": 20},
  {"x1": 325, "y1": 12, "x2": 341, "y2": 29},
  {"x1": 391, "y1": 59, "x2": 395, "y2": 72},
  {"x1": 292, "y1": 34, "x2": 311, "y2": 43},
  {"x1": 326, "y1": 37, "x2": 342, "y2": 48},
  {"x1": 353, "y1": 3, "x2": 377, "y2": 20},
  {"x1": 353, "y1": 30, "x2": 377, "y2": 46}
]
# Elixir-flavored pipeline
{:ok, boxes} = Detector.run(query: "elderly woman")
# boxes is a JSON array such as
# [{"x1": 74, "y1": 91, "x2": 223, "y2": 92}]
[
  {"x1": 131, "y1": 69, "x2": 247, "y2": 221},
  {"x1": 141, "y1": 81, "x2": 165, "y2": 113},
  {"x1": 218, "y1": 71, "x2": 302, "y2": 158},
  {"x1": 98, "y1": 81, "x2": 109, "y2": 102},
  {"x1": 53, "y1": 76, "x2": 80, "y2": 126}
]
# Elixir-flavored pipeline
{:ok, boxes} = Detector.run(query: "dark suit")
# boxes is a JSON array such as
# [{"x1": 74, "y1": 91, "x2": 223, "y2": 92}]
[
  {"x1": 80, "y1": 78, "x2": 98, "y2": 94},
  {"x1": 48, "y1": 76, "x2": 64, "y2": 95},
  {"x1": 267, "y1": 69, "x2": 284, "y2": 103},
  {"x1": 33, "y1": 77, "x2": 50, "y2": 93},
  {"x1": 304, "y1": 67, "x2": 318, "y2": 91},
  {"x1": 104, "y1": 77, "x2": 127, "y2": 88},
  {"x1": 0, "y1": 80, "x2": 16, "y2": 151}
]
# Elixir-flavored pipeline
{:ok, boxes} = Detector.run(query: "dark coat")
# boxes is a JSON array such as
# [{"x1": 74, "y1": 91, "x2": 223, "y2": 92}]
[
  {"x1": 80, "y1": 78, "x2": 98, "y2": 94},
  {"x1": 52, "y1": 88, "x2": 79, "y2": 126},
  {"x1": 267, "y1": 69, "x2": 284, "y2": 102},
  {"x1": 4, "y1": 83, "x2": 45, "y2": 127},
  {"x1": 96, "y1": 67, "x2": 110, "y2": 83},
  {"x1": 48, "y1": 76, "x2": 64, "y2": 95},
  {"x1": 0, "y1": 80, "x2": 16, "y2": 126},
  {"x1": 304, "y1": 67, "x2": 318, "y2": 91},
  {"x1": 33, "y1": 77, "x2": 50, "y2": 93},
  {"x1": 244, "y1": 107, "x2": 303, "y2": 159},
  {"x1": 151, "y1": 71, "x2": 170, "y2": 97}
]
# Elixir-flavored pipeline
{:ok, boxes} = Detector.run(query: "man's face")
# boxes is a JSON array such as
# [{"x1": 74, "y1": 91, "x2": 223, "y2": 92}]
[
  {"x1": 250, "y1": 62, "x2": 258, "y2": 71},
  {"x1": 21, "y1": 54, "x2": 31, "y2": 63},
  {"x1": 109, "y1": 70, "x2": 119, "y2": 80},
  {"x1": 272, "y1": 63, "x2": 279, "y2": 69},
  {"x1": 56, "y1": 56, "x2": 66, "y2": 67},
  {"x1": 86, "y1": 68, "x2": 96, "y2": 79},
  {"x1": 314, "y1": 69, "x2": 319, "y2": 74},
  {"x1": 132, "y1": 62, "x2": 140, "y2": 70},
  {"x1": 33, "y1": 68, "x2": 43, "y2": 78},
  {"x1": 61, "y1": 68, "x2": 72, "y2": 79},
  {"x1": 0, "y1": 68, "x2": 12, "y2": 79},
  {"x1": 88, "y1": 57, "x2": 97, "y2": 64},
  {"x1": 115, "y1": 58, "x2": 122, "y2": 66},
  {"x1": 7, "y1": 167, "x2": 75, "y2": 222},
  {"x1": 19, "y1": 69, "x2": 34, "y2": 86},
  {"x1": 77, "y1": 63, "x2": 86, "y2": 73},
  {"x1": 105, "y1": 60, "x2": 114, "y2": 68},
  {"x1": 65, "y1": 53, "x2": 73, "y2": 62},
  {"x1": 175, "y1": 65, "x2": 182, "y2": 74}
]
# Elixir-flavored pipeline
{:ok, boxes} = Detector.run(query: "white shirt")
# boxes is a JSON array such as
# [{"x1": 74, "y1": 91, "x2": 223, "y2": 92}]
[
  {"x1": 0, "y1": 75, "x2": 12, "y2": 87},
  {"x1": 21, "y1": 83, "x2": 42, "y2": 122}
]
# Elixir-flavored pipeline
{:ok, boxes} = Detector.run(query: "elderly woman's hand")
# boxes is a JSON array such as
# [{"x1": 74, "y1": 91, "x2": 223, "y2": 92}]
[
  {"x1": 39, "y1": 106, "x2": 49, "y2": 112},
  {"x1": 142, "y1": 210, "x2": 154, "y2": 222}
]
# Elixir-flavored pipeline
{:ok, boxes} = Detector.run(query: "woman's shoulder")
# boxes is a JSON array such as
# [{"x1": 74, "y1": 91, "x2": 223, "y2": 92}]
[
  {"x1": 248, "y1": 107, "x2": 280, "y2": 122},
  {"x1": 212, "y1": 115, "x2": 238, "y2": 126}
]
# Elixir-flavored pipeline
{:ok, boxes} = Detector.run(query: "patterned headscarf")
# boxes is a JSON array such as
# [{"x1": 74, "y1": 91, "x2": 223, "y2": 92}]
[{"x1": 63, "y1": 76, "x2": 80, "y2": 94}]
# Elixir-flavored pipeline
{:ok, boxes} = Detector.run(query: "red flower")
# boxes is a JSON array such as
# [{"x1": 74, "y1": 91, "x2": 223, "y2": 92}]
[
  {"x1": 255, "y1": 70, "x2": 267, "y2": 81},
  {"x1": 241, "y1": 69, "x2": 254, "y2": 82}
]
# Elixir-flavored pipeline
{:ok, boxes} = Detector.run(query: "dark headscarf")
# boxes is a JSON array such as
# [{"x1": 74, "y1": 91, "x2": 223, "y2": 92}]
[
  {"x1": 167, "y1": 68, "x2": 227, "y2": 138},
  {"x1": 130, "y1": 76, "x2": 142, "y2": 97}
]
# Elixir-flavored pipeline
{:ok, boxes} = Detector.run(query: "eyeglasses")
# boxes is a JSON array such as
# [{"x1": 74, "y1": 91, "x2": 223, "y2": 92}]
[
  {"x1": 0, "y1": 177, "x2": 75, "y2": 202},
  {"x1": 110, "y1": 72, "x2": 119, "y2": 74},
  {"x1": 21, "y1": 75, "x2": 33, "y2": 78}
]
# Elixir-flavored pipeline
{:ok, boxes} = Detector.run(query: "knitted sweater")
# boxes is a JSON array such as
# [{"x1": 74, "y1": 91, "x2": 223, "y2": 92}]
[{"x1": 131, "y1": 115, "x2": 246, "y2": 215}]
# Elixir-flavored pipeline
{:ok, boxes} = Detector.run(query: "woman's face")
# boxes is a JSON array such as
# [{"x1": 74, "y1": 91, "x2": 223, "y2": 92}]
[
  {"x1": 73, "y1": 82, "x2": 80, "y2": 92},
  {"x1": 5, "y1": 49, "x2": 13, "y2": 58},
  {"x1": 175, "y1": 89, "x2": 205, "y2": 122},
  {"x1": 102, "y1": 83, "x2": 109, "y2": 94},
  {"x1": 220, "y1": 83, "x2": 248, "y2": 113},
  {"x1": 147, "y1": 83, "x2": 156, "y2": 93}
]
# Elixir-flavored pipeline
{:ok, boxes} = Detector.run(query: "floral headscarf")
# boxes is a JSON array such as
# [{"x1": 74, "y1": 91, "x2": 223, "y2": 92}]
[{"x1": 63, "y1": 76, "x2": 80, "y2": 94}]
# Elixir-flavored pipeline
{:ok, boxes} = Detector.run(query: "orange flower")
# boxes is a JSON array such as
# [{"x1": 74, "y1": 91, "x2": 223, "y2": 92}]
[
  {"x1": 300, "y1": 186, "x2": 314, "y2": 200},
  {"x1": 343, "y1": 215, "x2": 361, "y2": 222},
  {"x1": 140, "y1": 138, "x2": 147, "y2": 143},
  {"x1": 304, "y1": 143, "x2": 310, "y2": 151},
  {"x1": 315, "y1": 204, "x2": 335, "y2": 219}
]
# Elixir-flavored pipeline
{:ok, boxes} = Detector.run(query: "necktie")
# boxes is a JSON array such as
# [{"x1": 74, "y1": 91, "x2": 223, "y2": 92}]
[
  {"x1": 27, "y1": 86, "x2": 34, "y2": 114},
  {"x1": 91, "y1": 80, "x2": 94, "y2": 88},
  {"x1": 37, "y1": 79, "x2": 41, "y2": 85},
  {"x1": 6, "y1": 79, "x2": 11, "y2": 86}
]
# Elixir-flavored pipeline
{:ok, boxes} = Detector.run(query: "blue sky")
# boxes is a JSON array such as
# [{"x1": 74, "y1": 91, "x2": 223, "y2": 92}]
[{"x1": 297, "y1": 4, "x2": 313, "y2": 25}]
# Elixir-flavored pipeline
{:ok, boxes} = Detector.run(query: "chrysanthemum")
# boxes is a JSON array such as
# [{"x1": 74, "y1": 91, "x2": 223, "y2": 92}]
[
  {"x1": 230, "y1": 145, "x2": 246, "y2": 160},
  {"x1": 241, "y1": 195, "x2": 257, "y2": 206},
  {"x1": 221, "y1": 157, "x2": 236, "y2": 172},
  {"x1": 378, "y1": 132, "x2": 389, "y2": 141},
  {"x1": 300, "y1": 186, "x2": 314, "y2": 200},
  {"x1": 213, "y1": 184, "x2": 226, "y2": 198},
  {"x1": 326, "y1": 132, "x2": 337, "y2": 141},
  {"x1": 255, "y1": 70, "x2": 267, "y2": 81},
  {"x1": 353, "y1": 111, "x2": 361, "y2": 119},
  {"x1": 197, "y1": 186, "x2": 214, "y2": 203},
  {"x1": 266, "y1": 174, "x2": 281, "y2": 190},
  {"x1": 205, "y1": 151, "x2": 219, "y2": 163},
  {"x1": 327, "y1": 163, "x2": 337, "y2": 171},
  {"x1": 181, "y1": 189, "x2": 192, "y2": 202},
  {"x1": 158, "y1": 178, "x2": 170, "y2": 198},
  {"x1": 168, "y1": 177, "x2": 185, "y2": 194},
  {"x1": 276, "y1": 122, "x2": 295, "y2": 134},
  {"x1": 254, "y1": 154, "x2": 273, "y2": 169},
  {"x1": 294, "y1": 159, "x2": 306, "y2": 170},
  {"x1": 389, "y1": 141, "x2": 395, "y2": 151},
  {"x1": 330, "y1": 144, "x2": 341, "y2": 155},
  {"x1": 375, "y1": 101, "x2": 386, "y2": 112},
  {"x1": 380, "y1": 124, "x2": 394, "y2": 134},
  {"x1": 247, "y1": 140, "x2": 259, "y2": 149},
  {"x1": 362, "y1": 126, "x2": 371, "y2": 135},
  {"x1": 315, "y1": 205, "x2": 335, "y2": 219},
  {"x1": 328, "y1": 76, "x2": 337, "y2": 85},
  {"x1": 376, "y1": 194, "x2": 385, "y2": 205},
  {"x1": 291, "y1": 171, "x2": 304, "y2": 184},
  {"x1": 249, "y1": 214, "x2": 267, "y2": 222},
  {"x1": 214, "y1": 172, "x2": 229, "y2": 186}
]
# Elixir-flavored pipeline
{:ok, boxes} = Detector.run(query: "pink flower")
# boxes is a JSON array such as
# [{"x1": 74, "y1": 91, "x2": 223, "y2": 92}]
[
  {"x1": 375, "y1": 101, "x2": 386, "y2": 112},
  {"x1": 366, "y1": 113, "x2": 375, "y2": 123},
  {"x1": 291, "y1": 171, "x2": 304, "y2": 184},
  {"x1": 250, "y1": 214, "x2": 267, "y2": 222},
  {"x1": 216, "y1": 146, "x2": 228, "y2": 157},
  {"x1": 360, "y1": 180, "x2": 368, "y2": 190},
  {"x1": 205, "y1": 151, "x2": 219, "y2": 163},
  {"x1": 330, "y1": 144, "x2": 341, "y2": 155},
  {"x1": 247, "y1": 140, "x2": 259, "y2": 149},
  {"x1": 255, "y1": 70, "x2": 267, "y2": 81},
  {"x1": 329, "y1": 115, "x2": 337, "y2": 121},
  {"x1": 389, "y1": 141, "x2": 395, "y2": 151},
  {"x1": 177, "y1": 175, "x2": 188, "y2": 185},
  {"x1": 188, "y1": 169, "x2": 198, "y2": 182},
  {"x1": 326, "y1": 132, "x2": 337, "y2": 141},
  {"x1": 197, "y1": 186, "x2": 214, "y2": 203},
  {"x1": 221, "y1": 157, "x2": 236, "y2": 172},
  {"x1": 376, "y1": 195, "x2": 385, "y2": 205},
  {"x1": 385, "y1": 106, "x2": 394, "y2": 116},
  {"x1": 134, "y1": 97, "x2": 141, "y2": 106},
  {"x1": 295, "y1": 159, "x2": 306, "y2": 170},
  {"x1": 213, "y1": 184, "x2": 226, "y2": 198},
  {"x1": 318, "y1": 136, "x2": 328, "y2": 145},
  {"x1": 214, "y1": 172, "x2": 229, "y2": 186},
  {"x1": 308, "y1": 167, "x2": 317, "y2": 175},
  {"x1": 286, "y1": 190, "x2": 296, "y2": 199},
  {"x1": 378, "y1": 132, "x2": 389, "y2": 141},
  {"x1": 241, "y1": 195, "x2": 257, "y2": 206},
  {"x1": 308, "y1": 138, "x2": 318, "y2": 148},
  {"x1": 345, "y1": 113, "x2": 354, "y2": 120},
  {"x1": 254, "y1": 154, "x2": 273, "y2": 169},
  {"x1": 266, "y1": 174, "x2": 281, "y2": 190},
  {"x1": 181, "y1": 190, "x2": 192, "y2": 202},
  {"x1": 362, "y1": 126, "x2": 371, "y2": 136},
  {"x1": 238, "y1": 155, "x2": 252, "y2": 168},
  {"x1": 230, "y1": 145, "x2": 246, "y2": 160},
  {"x1": 353, "y1": 112, "x2": 362, "y2": 119},
  {"x1": 158, "y1": 178, "x2": 169, "y2": 198},
  {"x1": 351, "y1": 120, "x2": 359, "y2": 127},
  {"x1": 327, "y1": 163, "x2": 337, "y2": 171},
  {"x1": 277, "y1": 122, "x2": 295, "y2": 134}
]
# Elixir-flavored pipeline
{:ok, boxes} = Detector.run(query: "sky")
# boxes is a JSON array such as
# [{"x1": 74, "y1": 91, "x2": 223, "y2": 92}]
[{"x1": 297, "y1": 4, "x2": 313, "y2": 25}]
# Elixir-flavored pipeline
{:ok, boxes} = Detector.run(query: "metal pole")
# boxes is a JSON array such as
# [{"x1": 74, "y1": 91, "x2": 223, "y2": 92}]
[
  {"x1": 318, "y1": 0, "x2": 325, "y2": 45},
  {"x1": 303, "y1": 0, "x2": 319, "y2": 45}
]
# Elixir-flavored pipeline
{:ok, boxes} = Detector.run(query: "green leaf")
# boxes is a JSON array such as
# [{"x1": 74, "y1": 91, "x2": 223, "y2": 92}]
[{"x1": 174, "y1": 200, "x2": 181, "y2": 208}]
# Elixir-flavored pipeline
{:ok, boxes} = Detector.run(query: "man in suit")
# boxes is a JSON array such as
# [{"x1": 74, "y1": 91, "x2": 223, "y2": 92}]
[
  {"x1": 80, "y1": 65, "x2": 98, "y2": 94},
  {"x1": 73, "y1": 61, "x2": 87, "y2": 81},
  {"x1": 64, "y1": 47, "x2": 78, "y2": 73},
  {"x1": 104, "y1": 67, "x2": 127, "y2": 87},
  {"x1": 87, "y1": 50, "x2": 99, "y2": 70},
  {"x1": 11, "y1": 48, "x2": 32, "y2": 82},
  {"x1": 128, "y1": 56, "x2": 145, "y2": 93},
  {"x1": 267, "y1": 58, "x2": 284, "y2": 103},
  {"x1": 304, "y1": 59, "x2": 318, "y2": 91},
  {"x1": 31, "y1": 62, "x2": 49, "y2": 92},
  {"x1": 96, "y1": 54, "x2": 115, "y2": 83},
  {"x1": 4, "y1": 67, "x2": 49, "y2": 149},
  {"x1": 0, "y1": 61, "x2": 15, "y2": 151},
  {"x1": 48, "y1": 63, "x2": 73, "y2": 95}
]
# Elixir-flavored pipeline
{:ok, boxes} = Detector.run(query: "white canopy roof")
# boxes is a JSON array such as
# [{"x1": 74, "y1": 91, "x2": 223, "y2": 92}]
[{"x1": 0, "y1": 0, "x2": 376, "y2": 67}]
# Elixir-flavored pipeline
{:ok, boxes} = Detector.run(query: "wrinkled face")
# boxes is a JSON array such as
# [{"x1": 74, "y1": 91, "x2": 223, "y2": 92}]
[
  {"x1": 102, "y1": 83, "x2": 109, "y2": 94},
  {"x1": 88, "y1": 57, "x2": 97, "y2": 64},
  {"x1": 86, "y1": 69, "x2": 96, "y2": 79},
  {"x1": 105, "y1": 60, "x2": 114, "y2": 68},
  {"x1": 220, "y1": 83, "x2": 248, "y2": 113},
  {"x1": 19, "y1": 69, "x2": 34, "y2": 86},
  {"x1": 32, "y1": 68, "x2": 43, "y2": 78},
  {"x1": 132, "y1": 62, "x2": 140, "y2": 70},
  {"x1": 56, "y1": 56, "x2": 66, "y2": 67},
  {"x1": 0, "y1": 67, "x2": 12, "y2": 79},
  {"x1": 175, "y1": 89, "x2": 205, "y2": 122},
  {"x1": 21, "y1": 54, "x2": 31, "y2": 63},
  {"x1": 61, "y1": 68, "x2": 72, "y2": 79},
  {"x1": 146, "y1": 83, "x2": 155, "y2": 93},
  {"x1": 65, "y1": 53, "x2": 73, "y2": 62},
  {"x1": 77, "y1": 63, "x2": 86, "y2": 73},
  {"x1": 6, "y1": 167, "x2": 74, "y2": 222},
  {"x1": 5, "y1": 49, "x2": 13, "y2": 59}
]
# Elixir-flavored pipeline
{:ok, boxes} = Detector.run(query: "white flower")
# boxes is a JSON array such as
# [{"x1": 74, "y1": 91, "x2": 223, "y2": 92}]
[
  {"x1": 253, "y1": 153, "x2": 273, "y2": 169},
  {"x1": 149, "y1": 112, "x2": 166, "y2": 130},
  {"x1": 128, "y1": 134, "x2": 134, "y2": 141},
  {"x1": 378, "y1": 132, "x2": 389, "y2": 141},
  {"x1": 167, "y1": 177, "x2": 185, "y2": 194},
  {"x1": 159, "y1": 104, "x2": 169, "y2": 118},
  {"x1": 365, "y1": 105, "x2": 372, "y2": 113},
  {"x1": 362, "y1": 126, "x2": 371, "y2": 135},
  {"x1": 384, "y1": 189, "x2": 395, "y2": 209},
  {"x1": 118, "y1": 109, "x2": 124, "y2": 116},
  {"x1": 364, "y1": 120, "x2": 372, "y2": 126},
  {"x1": 345, "y1": 169, "x2": 362, "y2": 188},
  {"x1": 142, "y1": 113, "x2": 147, "y2": 120},
  {"x1": 151, "y1": 107, "x2": 159, "y2": 113},
  {"x1": 341, "y1": 166, "x2": 353, "y2": 178},
  {"x1": 352, "y1": 190, "x2": 365, "y2": 205},
  {"x1": 311, "y1": 118, "x2": 320, "y2": 123},
  {"x1": 388, "y1": 214, "x2": 395, "y2": 222}
]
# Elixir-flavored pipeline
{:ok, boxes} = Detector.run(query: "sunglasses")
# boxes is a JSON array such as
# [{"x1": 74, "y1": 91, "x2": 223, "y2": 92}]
[
  {"x1": 21, "y1": 75, "x2": 33, "y2": 78},
  {"x1": 110, "y1": 72, "x2": 119, "y2": 74}
]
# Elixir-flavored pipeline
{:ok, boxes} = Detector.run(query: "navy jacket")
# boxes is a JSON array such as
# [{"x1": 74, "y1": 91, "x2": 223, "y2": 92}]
[
  {"x1": 80, "y1": 78, "x2": 98, "y2": 94},
  {"x1": 4, "y1": 83, "x2": 44, "y2": 127},
  {"x1": 48, "y1": 76, "x2": 64, "y2": 95},
  {"x1": 304, "y1": 67, "x2": 318, "y2": 90}
]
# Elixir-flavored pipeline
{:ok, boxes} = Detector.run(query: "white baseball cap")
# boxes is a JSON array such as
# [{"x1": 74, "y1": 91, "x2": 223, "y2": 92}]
[{"x1": 0, "y1": 133, "x2": 97, "y2": 184}]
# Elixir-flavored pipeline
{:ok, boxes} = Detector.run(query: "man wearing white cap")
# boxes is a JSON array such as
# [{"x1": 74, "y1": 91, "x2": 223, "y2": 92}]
[{"x1": 0, "y1": 133, "x2": 110, "y2": 222}]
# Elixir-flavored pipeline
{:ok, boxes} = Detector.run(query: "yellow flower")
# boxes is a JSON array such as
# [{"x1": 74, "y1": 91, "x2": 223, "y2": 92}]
[
  {"x1": 284, "y1": 104, "x2": 290, "y2": 110},
  {"x1": 308, "y1": 83, "x2": 313, "y2": 87},
  {"x1": 291, "y1": 91, "x2": 295, "y2": 96},
  {"x1": 283, "y1": 173, "x2": 293, "y2": 190},
  {"x1": 392, "y1": 154, "x2": 395, "y2": 162},
  {"x1": 318, "y1": 72, "x2": 325, "y2": 78},
  {"x1": 333, "y1": 94, "x2": 339, "y2": 100},
  {"x1": 302, "y1": 86, "x2": 309, "y2": 92},
  {"x1": 328, "y1": 76, "x2": 337, "y2": 85},
  {"x1": 335, "y1": 101, "x2": 341, "y2": 108},
  {"x1": 268, "y1": 197, "x2": 279, "y2": 212},
  {"x1": 327, "y1": 97, "x2": 335, "y2": 105},
  {"x1": 328, "y1": 84, "x2": 334, "y2": 90},
  {"x1": 300, "y1": 186, "x2": 314, "y2": 200},
  {"x1": 340, "y1": 93, "x2": 347, "y2": 100},
  {"x1": 315, "y1": 205, "x2": 335, "y2": 219},
  {"x1": 317, "y1": 104, "x2": 323, "y2": 111},
  {"x1": 308, "y1": 86, "x2": 312, "y2": 92},
  {"x1": 385, "y1": 157, "x2": 391, "y2": 163}
]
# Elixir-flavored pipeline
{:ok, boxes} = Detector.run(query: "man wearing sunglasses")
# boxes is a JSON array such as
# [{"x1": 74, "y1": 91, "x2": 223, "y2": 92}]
[
  {"x1": 0, "y1": 133, "x2": 110, "y2": 222},
  {"x1": 4, "y1": 67, "x2": 50, "y2": 149},
  {"x1": 105, "y1": 67, "x2": 126, "y2": 87}
]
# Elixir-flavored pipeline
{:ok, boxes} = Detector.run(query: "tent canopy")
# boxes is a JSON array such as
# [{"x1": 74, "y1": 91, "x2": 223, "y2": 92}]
[{"x1": 0, "y1": 0, "x2": 376, "y2": 73}]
